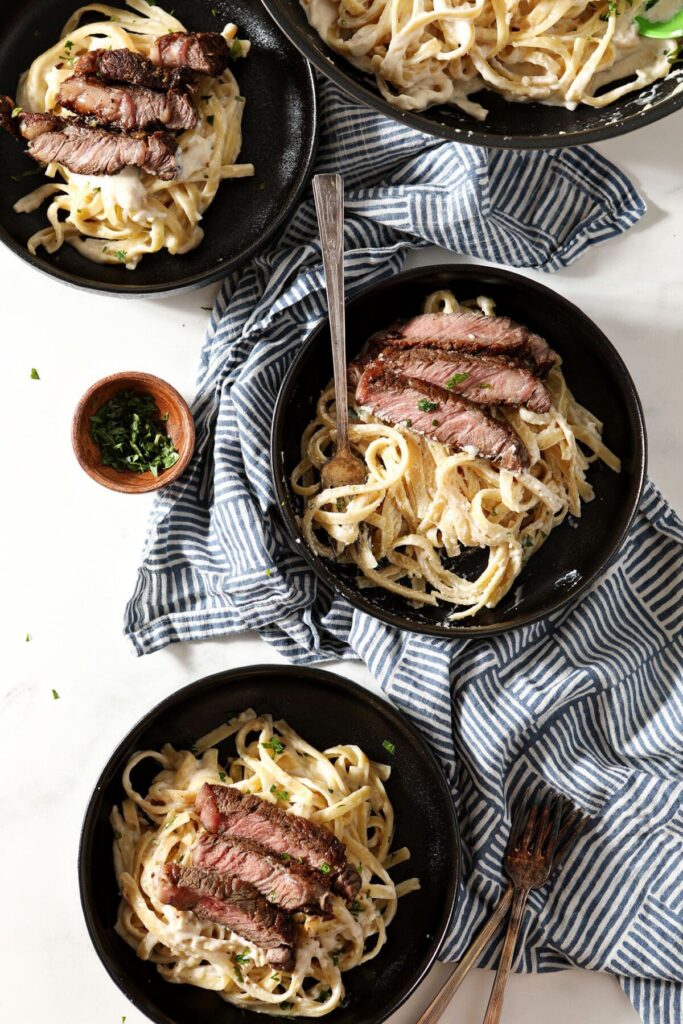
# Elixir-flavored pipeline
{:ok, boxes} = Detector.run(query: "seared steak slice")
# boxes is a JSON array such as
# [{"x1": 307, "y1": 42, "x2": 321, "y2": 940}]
[
  {"x1": 159, "y1": 863, "x2": 296, "y2": 971},
  {"x1": 58, "y1": 76, "x2": 197, "y2": 131},
  {"x1": 356, "y1": 364, "x2": 529, "y2": 471},
  {"x1": 196, "y1": 784, "x2": 361, "y2": 902},
  {"x1": 194, "y1": 833, "x2": 332, "y2": 915},
  {"x1": 151, "y1": 31, "x2": 231, "y2": 76},
  {"x1": 16, "y1": 115, "x2": 178, "y2": 179},
  {"x1": 370, "y1": 311, "x2": 557, "y2": 376},
  {"x1": 377, "y1": 348, "x2": 551, "y2": 413},
  {"x1": 73, "y1": 48, "x2": 192, "y2": 90},
  {"x1": 0, "y1": 97, "x2": 62, "y2": 141}
]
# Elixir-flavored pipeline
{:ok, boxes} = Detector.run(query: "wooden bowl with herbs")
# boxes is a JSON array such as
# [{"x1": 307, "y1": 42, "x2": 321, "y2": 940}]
[{"x1": 72, "y1": 372, "x2": 195, "y2": 494}]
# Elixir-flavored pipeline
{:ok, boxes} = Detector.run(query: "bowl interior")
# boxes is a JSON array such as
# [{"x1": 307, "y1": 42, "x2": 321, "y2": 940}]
[
  {"x1": 0, "y1": 0, "x2": 317, "y2": 294},
  {"x1": 73, "y1": 372, "x2": 195, "y2": 492},
  {"x1": 272, "y1": 264, "x2": 646, "y2": 637},
  {"x1": 261, "y1": 0, "x2": 683, "y2": 148},
  {"x1": 79, "y1": 665, "x2": 460, "y2": 1024}
]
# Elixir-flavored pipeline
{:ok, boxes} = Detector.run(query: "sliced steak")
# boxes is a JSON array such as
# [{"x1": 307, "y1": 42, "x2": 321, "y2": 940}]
[
  {"x1": 356, "y1": 364, "x2": 529, "y2": 471},
  {"x1": 58, "y1": 76, "x2": 197, "y2": 132},
  {"x1": 159, "y1": 863, "x2": 296, "y2": 971},
  {"x1": 377, "y1": 348, "x2": 551, "y2": 413},
  {"x1": 151, "y1": 31, "x2": 231, "y2": 76},
  {"x1": 73, "y1": 48, "x2": 193, "y2": 90},
  {"x1": 370, "y1": 311, "x2": 557, "y2": 376},
  {"x1": 196, "y1": 784, "x2": 361, "y2": 902},
  {"x1": 194, "y1": 832, "x2": 332, "y2": 915},
  {"x1": 15, "y1": 115, "x2": 178, "y2": 179}
]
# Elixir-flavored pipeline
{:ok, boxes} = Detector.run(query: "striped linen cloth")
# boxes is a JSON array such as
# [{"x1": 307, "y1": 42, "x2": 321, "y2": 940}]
[{"x1": 125, "y1": 81, "x2": 683, "y2": 1022}]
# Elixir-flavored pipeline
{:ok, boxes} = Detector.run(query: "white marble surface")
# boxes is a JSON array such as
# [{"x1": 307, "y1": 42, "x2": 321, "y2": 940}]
[{"x1": 2, "y1": 108, "x2": 682, "y2": 1024}]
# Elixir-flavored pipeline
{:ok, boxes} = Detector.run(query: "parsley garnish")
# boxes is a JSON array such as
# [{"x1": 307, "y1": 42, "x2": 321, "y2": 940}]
[
  {"x1": 64, "y1": 39, "x2": 73, "y2": 50},
  {"x1": 235, "y1": 953, "x2": 251, "y2": 964},
  {"x1": 444, "y1": 372, "x2": 469, "y2": 388},
  {"x1": 280, "y1": 853, "x2": 291, "y2": 862},
  {"x1": 218, "y1": 771, "x2": 227, "y2": 782},
  {"x1": 382, "y1": 739, "x2": 396, "y2": 755},
  {"x1": 478, "y1": 382, "x2": 493, "y2": 390},
  {"x1": 316, "y1": 988, "x2": 332, "y2": 1003},
  {"x1": 319, "y1": 861, "x2": 331, "y2": 875},
  {"x1": 30, "y1": 367, "x2": 40, "y2": 379},
  {"x1": 336, "y1": 497, "x2": 347, "y2": 512},
  {"x1": 25, "y1": 632, "x2": 31, "y2": 641},
  {"x1": 265, "y1": 567, "x2": 273, "y2": 577},
  {"x1": 11, "y1": 105, "x2": 23, "y2": 118},
  {"x1": 51, "y1": 688, "x2": 60, "y2": 700},
  {"x1": 522, "y1": 535, "x2": 533, "y2": 549},
  {"x1": 89, "y1": 390, "x2": 180, "y2": 477},
  {"x1": 113, "y1": 830, "x2": 122, "y2": 840},
  {"x1": 271, "y1": 973, "x2": 280, "y2": 982},
  {"x1": 350, "y1": 900, "x2": 361, "y2": 915},
  {"x1": 230, "y1": 39, "x2": 243, "y2": 58},
  {"x1": 211, "y1": 5, "x2": 218, "y2": 14},
  {"x1": 261, "y1": 737, "x2": 285, "y2": 755},
  {"x1": 270, "y1": 784, "x2": 290, "y2": 802},
  {"x1": 417, "y1": 398, "x2": 438, "y2": 413}
]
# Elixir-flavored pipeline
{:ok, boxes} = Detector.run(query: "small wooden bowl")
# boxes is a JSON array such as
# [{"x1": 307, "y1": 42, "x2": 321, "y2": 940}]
[{"x1": 72, "y1": 372, "x2": 195, "y2": 494}]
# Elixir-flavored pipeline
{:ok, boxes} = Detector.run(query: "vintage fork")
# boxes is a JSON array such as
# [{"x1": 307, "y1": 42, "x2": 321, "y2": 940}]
[
  {"x1": 481, "y1": 792, "x2": 564, "y2": 1024},
  {"x1": 416, "y1": 796, "x2": 584, "y2": 1024}
]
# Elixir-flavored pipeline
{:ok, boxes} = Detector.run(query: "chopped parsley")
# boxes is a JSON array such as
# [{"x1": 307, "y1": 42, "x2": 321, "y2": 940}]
[
  {"x1": 336, "y1": 497, "x2": 347, "y2": 512},
  {"x1": 25, "y1": 633, "x2": 31, "y2": 642},
  {"x1": 235, "y1": 95, "x2": 245, "y2": 102},
  {"x1": 30, "y1": 367, "x2": 40, "y2": 379},
  {"x1": 11, "y1": 105, "x2": 23, "y2": 118},
  {"x1": 280, "y1": 852, "x2": 291, "y2": 862},
  {"x1": 218, "y1": 771, "x2": 227, "y2": 782},
  {"x1": 211, "y1": 5, "x2": 218, "y2": 14},
  {"x1": 265, "y1": 567, "x2": 273, "y2": 577},
  {"x1": 230, "y1": 39, "x2": 243, "y2": 58},
  {"x1": 403, "y1": 418, "x2": 412, "y2": 428},
  {"x1": 113, "y1": 830, "x2": 122, "y2": 840},
  {"x1": 319, "y1": 861, "x2": 331, "y2": 875},
  {"x1": 235, "y1": 953, "x2": 251, "y2": 964},
  {"x1": 64, "y1": 39, "x2": 74, "y2": 50},
  {"x1": 89, "y1": 390, "x2": 180, "y2": 477},
  {"x1": 432, "y1": 418, "x2": 439, "y2": 427},
  {"x1": 444, "y1": 372, "x2": 469, "y2": 388},
  {"x1": 51, "y1": 688, "x2": 60, "y2": 700},
  {"x1": 417, "y1": 398, "x2": 438, "y2": 413},
  {"x1": 270, "y1": 784, "x2": 290, "y2": 803},
  {"x1": 271, "y1": 973, "x2": 280, "y2": 982},
  {"x1": 522, "y1": 535, "x2": 533, "y2": 549},
  {"x1": 316, "y1": 988, "x2": 332, "y2": 1003},
  {"x1": 382, "y1": 739, "x2": 396, "y2": 755},
  {"x1": 261, "y1": 737, "x2": 285, "y2": 755},
  {"x1": 348, "y1": 405, "x2": 359, "y2": 419},
  {"x1": 350, "y1": 900, "x2": 361, "y2": 915},
  {"x1": 478, "y1": 382, "x2": 493, "y2": 390}
]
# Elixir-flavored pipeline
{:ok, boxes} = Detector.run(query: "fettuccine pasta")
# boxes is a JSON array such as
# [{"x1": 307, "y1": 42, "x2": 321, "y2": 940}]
[
  {"x1": 112, "y1": 709, "x2": 418, "y2": 1017},
  {"x1": 302, "y1": 0, "x2": 680, "y2": 119},
  {"x1": 292, "y1": 290, "x2": 621, "y2": 620},
  {"x1": 14, "y1": 0, "x2": 254, "y2": 267}
]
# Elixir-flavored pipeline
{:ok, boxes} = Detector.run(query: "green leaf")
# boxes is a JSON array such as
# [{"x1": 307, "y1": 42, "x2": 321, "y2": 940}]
[
  {"x1": 417, "y1": 398, "x2": 438, "y2": 413},
  {"x1": 235, "y1": 952, "x2": 251, "y2": 964},
  {"x1": 89, "y1": 389, "x2": 180, "y2": 477},
  {"x1": 319, "y1": 861, "x2": 331, "y2": 875},
  {"x1": 230, "y1": 39, "x2": 243, "y2": 58},
  {"x1": 382, "y1": 739, "x2": 396, "y2": 755},
  {"x1": 218, "y1": 771, "x2": 227, "y2": 782},
  {"x1": 11, "y1": 106, "x2": 23, "y2": 118},
  {"x1": 444, "y1": 372, "x2": 469, "y2": 388},
  {"x1": 25, "y1": 632, "x2": 31, "y2": 642},
  {"x1": 270, "y1": 783, "x2": 290, "y2": 803},
  {"x1": 113, "y1": 830, "x2": 122, "y2": 840},
  {"x1": 30, "y1": 367, "x2": 40, "y2": 379},
  {"x1": 261, "y1": 737, "x2": 285, "y2": 755},
  {"x1": 51, "y1": 688, "x2": 60, "y2": 700}
]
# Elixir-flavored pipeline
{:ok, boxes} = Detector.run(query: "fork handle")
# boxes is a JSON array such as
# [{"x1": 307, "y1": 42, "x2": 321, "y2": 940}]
[
  {"x1": 481, "y1": 886, "x2": 529, "y2": 1024},
  {"x1": 416, "y1": 886, "x2": 513, "y2": 1024}
]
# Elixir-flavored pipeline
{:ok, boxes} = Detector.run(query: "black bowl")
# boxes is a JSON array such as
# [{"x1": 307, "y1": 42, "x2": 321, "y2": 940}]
[
  {"x1": 271, "y1": 264, "x2": 647, "y2": 638},
  {"x1": 0, "y1": 0, "x2": 318, "y2": 295},
  {"x1": 260, "y1": 0, "x2": 683, "y2": 149},
  {"x1": 79, "y1": 664, "x2": 460, "y2": 1024}
]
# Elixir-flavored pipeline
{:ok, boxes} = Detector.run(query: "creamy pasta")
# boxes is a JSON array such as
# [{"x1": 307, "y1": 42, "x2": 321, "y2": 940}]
[
  {"x1": 112, "y1": 709, "x2": 418, "y2": 1017},
  {"x1": 292, "y1": 290, "x2": 621, "y2": 620},
  {"x1": 14, "y1": 0, "x2": 254, "y2": 266},
  {"x1": 302, "y1": 0, "x2": 680, "y2": 119}
]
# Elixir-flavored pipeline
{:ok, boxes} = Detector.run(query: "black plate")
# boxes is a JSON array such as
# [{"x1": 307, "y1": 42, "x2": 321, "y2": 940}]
[
  {"x1": 260, "y1": 0, "x2": 683, "y2": 149},
  {"x1": 79, "y1": 664, "x2": 460, "y2": 1024},
  {"x1": 271, "y1": 264, "x2": 647, "y2": 638},
  {"x1": 0, "y1": 1, "x2": 318, "y2": 295}
]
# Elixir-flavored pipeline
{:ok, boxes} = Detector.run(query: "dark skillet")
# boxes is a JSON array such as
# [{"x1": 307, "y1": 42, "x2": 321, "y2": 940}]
[
  {"x1": 271, "y1": 264, "x2": 647, "y2": 639},
  {"x1": 260, "y1": 0, "x2": 683, "y2": 149},
  {"x1": 79, "y1": 664, "x2": 460, "y2": 1024},
  {"x1": 0, "y1": 0, "x2": 317, "y2": 295}
]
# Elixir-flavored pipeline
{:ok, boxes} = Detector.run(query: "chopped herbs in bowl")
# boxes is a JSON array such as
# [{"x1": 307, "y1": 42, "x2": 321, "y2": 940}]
[
  {"x1": 72, "y1": 371, "x2": 195, "y2": 494},
  {"x1": 90, "y1": 390, "x2": 180, "y2": 478}
]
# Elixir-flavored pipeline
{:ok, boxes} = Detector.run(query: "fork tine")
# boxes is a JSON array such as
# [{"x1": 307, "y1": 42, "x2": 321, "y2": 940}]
[
  {"x1": 520, "y1": 794, "x2": 541, "y2": 851},
  {"x1": 552, "y1": 810, "x2": 588, "y2": 870},
  {"x1": 506, "y1": 789, "x2": 530, "y2": 853},
  {"x1": 544, "y1": 797, "x2": 564, "y2": 862}
]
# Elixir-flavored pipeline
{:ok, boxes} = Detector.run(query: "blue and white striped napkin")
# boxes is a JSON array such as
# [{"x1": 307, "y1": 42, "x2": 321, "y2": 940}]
[{"x1": 125, "y1": 80, "x2": 683, "y2": 1023}]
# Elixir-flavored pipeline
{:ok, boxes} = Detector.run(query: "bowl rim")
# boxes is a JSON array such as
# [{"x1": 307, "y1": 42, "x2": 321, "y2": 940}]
[
  {"x1": 77, "y1": 662, "x2": 461, "y2": 1024},
  {"x1": 270, "y1": 262, "x2": 648, "y2": 638},
  {"x1": 71, "y1": 370, "x2": 196, "y2": 493},
  {"x1": 258, "y1": 0, "x2": 683, "y2": 150},
  {"x1": 0, "y1": 47, "x2": 318, "y2": 296}
]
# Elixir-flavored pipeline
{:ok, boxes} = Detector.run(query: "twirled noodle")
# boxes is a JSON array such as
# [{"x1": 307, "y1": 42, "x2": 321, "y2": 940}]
[
  {"x1": 292, "y1": 290, "x2": 621, "y2": 620},
  {"x1": 13, "y1": 0, "x2": 254, "y2": 267},
  {"x1": 112, "y1": 709, "x2": 418, "y2": 1017},
  {"x1": 302, "y1": 0, "x2": 679, "y2": 119}
]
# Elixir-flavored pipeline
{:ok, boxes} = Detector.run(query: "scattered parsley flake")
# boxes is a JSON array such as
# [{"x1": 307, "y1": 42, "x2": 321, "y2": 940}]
[
  {"x1": 382, "y1": 739, "x2": 396, "y2": 755},
  {"x1": 25, "y1": 632, "x2": 31, "y2": 642},
  {"x1": 261, "y1": 737, "x2": 285, "y2": 755},
  {"x1": 211, "y1": 6, "x2": 218, "y2": 15},
  {"x1": 522, "y1": 535, "x2": 533, "y2": 549},
  {"x1": 235, "y1": 953, "x2": 251, "y2": 964},
  {"x1": 218, "y1": 771, "x2": 227, "y2": 782},
  {"x1": 113, "y1": 830, "x2": 122, "y2": 840},
  {"x1": 270, "y1": 784, "x2": 290, "y2": 803},
  {"x1": 30, "y1": 367, "x2": 40, "y2": 379},
  {"x1": 230, "y1": 39, "x2": 243, "y2": 58},
  {"x1": 64, "y1": 39, "x2": 74, "y2": 50},
  {"x1": 271, "y1": 973, "x2": 280, "y2": 982},
  {"x1": 444, "y1": 372, "x2": 469, "y2": 388},
  {"x1": 316, "y1": 988, "x2": 332, "y2": 1003},
  {"x1": 350, "y1": 900, "x2": 361, "y2": 915},
  {"x1": 51, "y1": 688, "x2": 60, "y2": 700},
  {"x1": 265, "y1": 568, "x2": 272, "y2": 577},
  {"x1": 235, "y1": 95, "x2": 245, "y2": 102},
  {"x1": 280, "y1": 852, "x2": 291, "y2": 862},
  {"x1": 11, "y1": 106, "x2": 23, "y2": 118},
  {"x1": 336, "y1": 497, "x2": 347, "y2": 512},
  {"x1": 417, "y1": 398, "x2": 438, "y2": 413},
  {"x1": 478, "y1": 382, "x2": 493, "y2": 390},
  {"x1": 319, "y1": 861, "x2": 331, "y2": 875}
]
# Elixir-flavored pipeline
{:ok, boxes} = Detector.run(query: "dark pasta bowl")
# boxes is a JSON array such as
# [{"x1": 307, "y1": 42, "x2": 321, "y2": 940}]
[
  {"x1": 0, "y1": 0, "x2": 317, "y2": 295},
  {"x1": 271, "y1": 264, "x2": 647, "y2": 638},
  {"x1": 79, "y1": 664, "x2": 460, "y2": 1024},
  {"x1": 260, "y1": 0, "x2": 683, "y2": 149}
]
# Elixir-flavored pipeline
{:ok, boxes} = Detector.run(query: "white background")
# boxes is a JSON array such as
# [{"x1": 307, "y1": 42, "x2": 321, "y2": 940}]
[{"x1": 2, "y1": 108, "x2": 682, "y2": 1024}]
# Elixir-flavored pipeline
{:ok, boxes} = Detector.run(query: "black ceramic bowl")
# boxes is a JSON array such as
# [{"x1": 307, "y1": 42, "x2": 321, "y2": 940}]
[
  {"x1": 260, "y1": 0, "x2": 683, "y2": 149},
  {"x1": 79, "y1": 664, "x2": 460, "y2": 1024},
  {"x1": 271, "y1": 264, "x2": 647, "y2": 638},
  {"x1": 0, "y1": 0, "x2": 317, "y2": 295}
]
